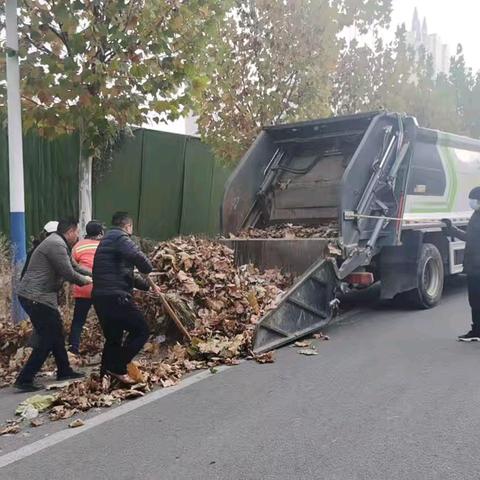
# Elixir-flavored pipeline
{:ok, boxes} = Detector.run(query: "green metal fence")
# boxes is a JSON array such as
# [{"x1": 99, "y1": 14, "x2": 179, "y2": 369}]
[
  {"x1": 0, "y1": 127, "x2": 230, "y2": 242},
  {"x1": 93, "y1": 128, "x2": 231, "y2": 239},
  {"x1": 0, "y1": 129, "x2": 79, "y2": 240}
]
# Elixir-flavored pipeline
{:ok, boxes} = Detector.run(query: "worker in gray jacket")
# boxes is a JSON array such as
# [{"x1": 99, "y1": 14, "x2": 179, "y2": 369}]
[{"x1": 14, "y1": 218, "x2": 92, "y2": 391}]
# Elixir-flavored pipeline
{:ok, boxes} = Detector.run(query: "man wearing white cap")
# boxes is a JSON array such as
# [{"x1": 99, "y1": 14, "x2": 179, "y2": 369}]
[
  {"x1": 43, "y1": 220, "x2": 59, "y2": 234},
  {"x1": 15, "y1": 218, "x2": 92, "y2": 391}
]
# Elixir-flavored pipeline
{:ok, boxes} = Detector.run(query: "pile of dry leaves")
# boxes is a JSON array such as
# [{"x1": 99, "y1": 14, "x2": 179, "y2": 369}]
[
  {"x1": 140, "y1": 236, "x2": 289, "y2": 360},
  {"x1": 0, "y1": 320, "x2": 32, "y2": 388},
  {"x1": 230, "y1": 222, "x2": 339, "y2": 239},
  {"x1": 1, "y1": 236, "x2": 290, "y2": 433}
]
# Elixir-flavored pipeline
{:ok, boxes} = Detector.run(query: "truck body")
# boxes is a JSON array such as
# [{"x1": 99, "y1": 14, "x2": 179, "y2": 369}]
[{"x1": 221, "y1": 112, "x2": 480, "y2": 353}]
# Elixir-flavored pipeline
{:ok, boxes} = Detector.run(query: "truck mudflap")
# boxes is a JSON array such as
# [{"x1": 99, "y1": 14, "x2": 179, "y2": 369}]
[{"x1": 252, "y1": 258, "x2": 339, "y2": 354}]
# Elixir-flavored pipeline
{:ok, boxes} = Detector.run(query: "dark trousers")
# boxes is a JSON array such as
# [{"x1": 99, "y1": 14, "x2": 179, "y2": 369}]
[
  {"x1": 16, "y1": 297, "x2": 72, "y2": 384},
  {"x1": 68, "y1": 298, "x2": 92, "y2": 353},
  {"x1": 93, "y1": 295, "x2": 149, "y2": 376},
  {"x1": 468, "y1": 274, "x2": 480, "y2": 333}
]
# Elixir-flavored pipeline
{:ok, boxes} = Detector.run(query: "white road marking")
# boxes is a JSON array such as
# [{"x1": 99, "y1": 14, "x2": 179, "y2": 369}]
[{"x1": 0, "y1": 365, "x2": 232, "y2": 470}]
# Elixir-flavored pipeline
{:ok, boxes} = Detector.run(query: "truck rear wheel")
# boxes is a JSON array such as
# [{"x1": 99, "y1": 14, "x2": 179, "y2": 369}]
[{"x1": 406, "y1": 243, "x2": 444, "y2": 309}]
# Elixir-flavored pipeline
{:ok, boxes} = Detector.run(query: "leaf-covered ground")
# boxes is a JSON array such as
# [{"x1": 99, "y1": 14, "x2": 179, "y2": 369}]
[{"x1": 1, "y1": 237, "x2": 290, "y2": 434}]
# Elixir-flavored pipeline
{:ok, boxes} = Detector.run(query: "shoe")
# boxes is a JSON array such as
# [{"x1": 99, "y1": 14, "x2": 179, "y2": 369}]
[
  {"x1": 458, "y1": 331, "x2": 480, "y2": 342},
  {"x1": 107, "y1": 371, "x2": 136, "y2": 385},
  {"x1": 56, "y1": 370, "x2": 85, "y2": 381},
  {"x1": 14, "y1": 381, "x2": 43, "y2": 392}
]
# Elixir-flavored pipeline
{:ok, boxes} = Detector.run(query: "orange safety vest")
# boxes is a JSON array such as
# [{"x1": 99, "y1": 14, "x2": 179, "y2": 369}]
[{"x1": 72, "y1": 239, "x2": 100, "y2": 299}]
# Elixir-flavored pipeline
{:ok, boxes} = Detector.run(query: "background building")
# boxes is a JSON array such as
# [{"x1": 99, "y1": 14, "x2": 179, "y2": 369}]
[{"x1": 407, "y1": 7, "x2": 451, "y2": 75}]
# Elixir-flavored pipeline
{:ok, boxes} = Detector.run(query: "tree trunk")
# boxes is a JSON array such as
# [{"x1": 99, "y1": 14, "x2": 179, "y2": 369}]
[{"x1": 78, "y1": 150, "x2": 93, "y2": 235}]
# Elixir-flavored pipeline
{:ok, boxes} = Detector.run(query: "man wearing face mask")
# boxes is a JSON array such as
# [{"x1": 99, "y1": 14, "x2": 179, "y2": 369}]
[
  {"x1": 15, "y1": 218, "x2": 92, "y2": 391},
  {"x1": 443, "y1": 187, "x2": 480, "y2": 341},
  {"x1": 92, "y1": 211, "x2": 161, "y2": 384}
]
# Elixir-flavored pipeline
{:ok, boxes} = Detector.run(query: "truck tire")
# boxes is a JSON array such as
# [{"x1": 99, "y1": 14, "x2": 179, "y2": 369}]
[{"x1": 406, "y1": 243, "x2": 444, "y2": 309}]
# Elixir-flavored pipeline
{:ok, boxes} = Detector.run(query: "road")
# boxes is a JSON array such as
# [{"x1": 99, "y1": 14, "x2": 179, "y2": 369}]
[{"x1": 1, "y1": 277, "x2": 479, "y2": 479}]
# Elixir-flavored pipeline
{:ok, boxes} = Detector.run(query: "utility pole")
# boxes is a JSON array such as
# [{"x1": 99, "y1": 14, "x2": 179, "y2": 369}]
[{"x1": 5, "y1": 0, "x2": 27, "y2": 322}]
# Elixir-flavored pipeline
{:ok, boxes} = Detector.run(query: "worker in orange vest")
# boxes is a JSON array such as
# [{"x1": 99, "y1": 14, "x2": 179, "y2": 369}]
[{"x1": 68, "y1": 221, "x2": 105, "y2": 354}]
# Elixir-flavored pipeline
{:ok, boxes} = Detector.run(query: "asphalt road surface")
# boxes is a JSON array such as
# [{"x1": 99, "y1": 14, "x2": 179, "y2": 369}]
[{"x1": 1, "y1": 278, "x2": 479, "y2": 480}]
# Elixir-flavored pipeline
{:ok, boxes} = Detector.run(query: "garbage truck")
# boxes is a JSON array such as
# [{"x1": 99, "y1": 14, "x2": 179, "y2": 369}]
[{"x1": 220, "y1": 112, "x2": 480, "y2": 353}]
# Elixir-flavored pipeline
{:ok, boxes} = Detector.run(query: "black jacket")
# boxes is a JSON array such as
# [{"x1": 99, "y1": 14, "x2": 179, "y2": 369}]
[
  {"x1": 92, "y1": 228, "x2": 152, "y2": 297},
  {"x1": 451, "y1": 211, "x2": 480, "y2": 275}
]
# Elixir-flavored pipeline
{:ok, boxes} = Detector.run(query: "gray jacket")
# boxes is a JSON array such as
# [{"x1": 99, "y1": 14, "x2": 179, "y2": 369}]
[{"x1": 18, "y1": 233, "x2": 91, "y2": 309}]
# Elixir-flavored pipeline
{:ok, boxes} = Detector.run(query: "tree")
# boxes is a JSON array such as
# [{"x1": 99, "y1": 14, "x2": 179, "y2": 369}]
[
  {"x1": 330, "y1": 37, "x2": 379, "y2": 115},
  {"x1": 192, "y1": 0, "x2": 392, "y2": 164},
  {"x1": 0, "y1": 0, "x2": 227, "y2": 228},
  {"x1": 470, "y1": 73, "x2": 480, "y2": 138},
  {"x1": 331, "y1": 26, "x2": 480, "y2": 139},
  {"x1": 333, "y1": 26, "x2": 419, "y2": 115},
  {"x1": 448, "y1": 45, "x2": 475, "y2": 135},
  {"x1": 412, "y1": 69, "x2": 460, "y2": 134}
]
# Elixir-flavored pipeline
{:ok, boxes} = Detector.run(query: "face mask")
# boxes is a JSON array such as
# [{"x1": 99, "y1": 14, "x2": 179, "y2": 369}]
[{"x1": 469, "y1": 198, "x2": 480, "y2": 210}]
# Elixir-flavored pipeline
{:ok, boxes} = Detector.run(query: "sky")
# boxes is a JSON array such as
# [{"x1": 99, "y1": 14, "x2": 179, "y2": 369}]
[{"x1": 391, "y1": 0, "x2": 480, "y2": 72}]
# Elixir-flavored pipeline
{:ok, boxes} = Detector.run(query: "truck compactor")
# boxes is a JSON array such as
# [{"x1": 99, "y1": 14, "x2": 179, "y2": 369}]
[{"x1": 221, "y1": 112, "x2": 480, "y2": 353}]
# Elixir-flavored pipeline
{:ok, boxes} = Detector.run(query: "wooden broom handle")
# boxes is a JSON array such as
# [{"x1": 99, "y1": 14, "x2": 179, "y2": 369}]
[{"x1": 146, "y1": 276, "x2": 192, "y2": 341}]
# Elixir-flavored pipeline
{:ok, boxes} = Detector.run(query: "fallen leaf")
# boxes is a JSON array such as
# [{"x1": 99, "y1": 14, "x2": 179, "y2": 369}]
[
  {"x1": 294, "y1": 341, "x2": 311, "y2": 348},
  {"x1": 161, "y1": 378, "x2": 177, "y2": 388},
  {"x1": 298, "y1": 349, "x2": 319, "y2": 356},
  {"x1": 225, "y1": 358, "x2": 241, "y2": 366},
  {"x1": 143, "y1": 342, "x2": 154, "y2": 353},
  {"x1": 67, "y1": 351, "x2": 82, "y2": 367},
  {"x1": 0, "y1": 423, "x2": 20, "y2": 435},
  {"x1": 30, "y1": 418, "x2": 44, "y2": 428},
  {"x1": 313, "y1": 333, "x2": 330, "y2": 341},
  {"x1": 253, "y1": 351, "x2": 275, "y2": 364},
  {"x1": 127, "y1": 362, "x2": 145, "y2": 383},
  {"x1": 68, "y1": 419, "x2": 85, "y2": 428},
  {"x1": 327, "y1": 243, "x2": 342, "y2": 256},
  {"x1": 247, "y1": 290, "x2": 260, "y2": 314},
  {"x1": 123, "y1": 390, "x2": 145, "y2": 399},
  {"x1": 50, "y1": 406, "x2": 78, "y2": 421},
  {"x1": 85, "y1": 353, "x2": 102, "y2": 366}
]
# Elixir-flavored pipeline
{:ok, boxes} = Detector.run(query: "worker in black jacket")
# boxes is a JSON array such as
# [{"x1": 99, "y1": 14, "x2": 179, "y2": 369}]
[
  {"x1": 443, "y1": 187, "x2": 480, "y2": 341},
  {"x1": 92, "y1": 211, "x2": 161, "y2": 384}
]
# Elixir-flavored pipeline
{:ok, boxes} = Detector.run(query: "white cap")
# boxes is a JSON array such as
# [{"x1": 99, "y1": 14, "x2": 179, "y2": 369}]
[{"x1": 43, "y1": 221, "x2": 59, "y2": 233}]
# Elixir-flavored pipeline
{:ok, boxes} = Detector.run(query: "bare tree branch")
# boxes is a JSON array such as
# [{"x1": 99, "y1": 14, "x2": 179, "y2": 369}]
[
  {"x1": 24, "y1": 33, "x2": 55, "y2": 56},
  {"x1": 21, "y1": 95, "x2": 42, "y2": 106},
  {"x1": 274, "y1": 71, "x2": 298, "y2": 124},
  {"x1": 47, "y1": 24, "x2": 73, "y2": 57}
]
